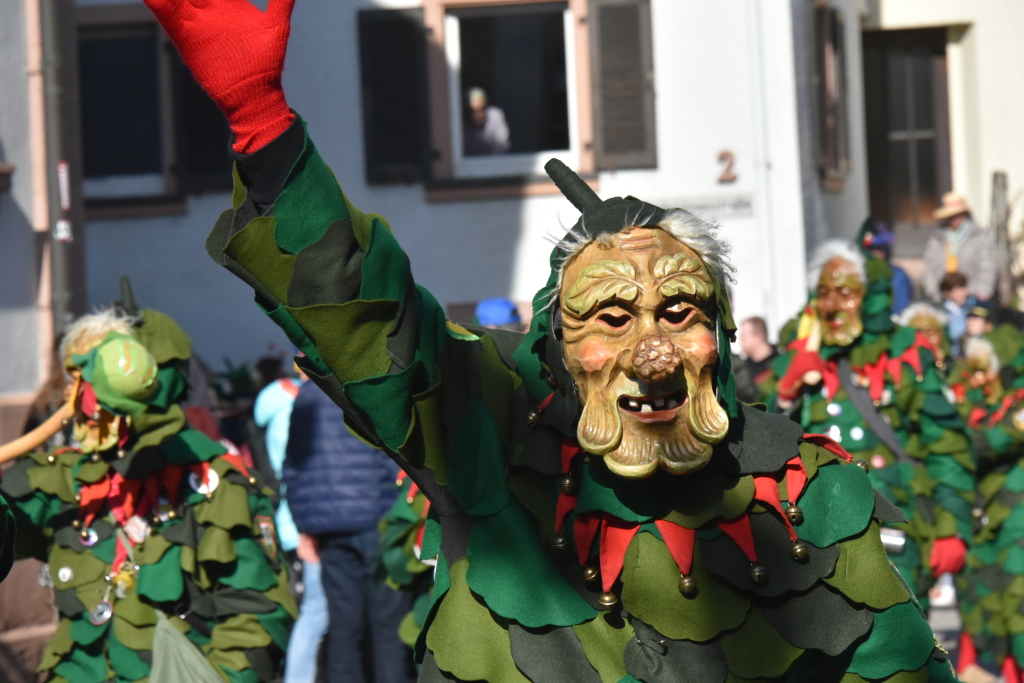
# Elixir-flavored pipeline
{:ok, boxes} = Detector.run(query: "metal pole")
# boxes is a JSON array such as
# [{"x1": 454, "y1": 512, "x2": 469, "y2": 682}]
[{"x1": 39, "y1": 0, "x2": 74, "y2": 335}]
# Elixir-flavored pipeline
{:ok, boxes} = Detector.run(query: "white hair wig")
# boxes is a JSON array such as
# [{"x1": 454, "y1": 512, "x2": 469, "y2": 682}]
[
  {"x1": 806, "y1": 239, "x2": 867, "y2": 291},
  {"x1": 964, "y1": 336, "x2": 1001, "y2": 374},
  {"x1": 898, "y1": 302, "x2": 950, "y2": 329},
  {"x1": 550, "y1": 208, "x2": 735, "y2": 310},
  {"x1": 60, "y1": 307, "x2": 138, "y2": 364}
]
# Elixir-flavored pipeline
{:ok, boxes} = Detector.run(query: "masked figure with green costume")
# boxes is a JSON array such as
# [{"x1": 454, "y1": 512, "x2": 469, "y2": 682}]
[
  {"x1": 763, "y1": 234, "x2": 976, "y2": 614},
  {"x1": 145, "y1": 0, "x2": 958, "y2": 678},
  {"x1": 0, "y1": 298, "x2": 295, "y2": 683}
]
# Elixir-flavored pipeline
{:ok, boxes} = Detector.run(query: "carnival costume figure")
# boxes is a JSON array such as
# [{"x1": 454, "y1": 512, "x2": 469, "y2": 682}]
[
  {"x1": 943, "y1": 335, "x2": 1024, "y2": 683},
  {"x1": 144, "y1": 0, "x2": 958, "y2": 677},
  {"x1": 765, "y1": 239, "x2": 976, "y2": 611},
  {"x1": 899, "y1": 303, "x2": 952, "y2": 375},
  {"x1": 0, "y1": 304, "x2": 295, "y2": 683},
  {"x1": 378, "y1": 472, "x2": 435, "y2": 655}
]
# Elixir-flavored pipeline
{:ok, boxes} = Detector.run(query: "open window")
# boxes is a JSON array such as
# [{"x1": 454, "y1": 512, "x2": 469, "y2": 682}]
[{"x1": 445, "y1": 3, "x2": 578, "y2": 179}]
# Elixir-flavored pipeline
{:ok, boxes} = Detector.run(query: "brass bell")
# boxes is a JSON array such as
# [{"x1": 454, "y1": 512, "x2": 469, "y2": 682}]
[
  {"x1": 582, "y1": 566, "x2": 599, "y2": 583},
  {"x1": 552, "y1": 534, "x2": 570, "y2": 550},
  {"x1": 597, "y1": 592, "x2": 618, "y2": 607},
  {"x1": 80, "y1": 529, "x2": 90, "y2": 539},
  {"x1": 854, "y1": 459, "x2": 869, "y2": 473},
  {"x1": 790, "y1": 541, "x2": 810, "y2": 563},
  {"x1": 248, "y1": 476, "x2": 258, "y2": 486},
  {"x1": 74, "y1": 493, "x2": 81, "y2": 502},
  {"x1": 90, "y1": 453, "x2": 100, "y2": 463},
  {"x1": 117, "y1": 449, "x2": 126, "y2": 459},
  {"x1": 749, "y1": 565, "x2": 768, "y2": 585},
  {"x1": 47, "y1": 454, "x2": 56, "y2": 464},
  {"x1": 558, "y1": 476, "x2": 577, "y2": 495},
  {"x1": 526, "y1": 410, "x2": 540, "y2": 427},
  {"x1": 152, "y1": 516, "x2": 161, "y2": 526},
  {"x1": 61, "y1": 418, "x2": 69, "y2": 427},
  {"x1": 72, "y1": 519, "x2": 81, "y2": 529},
  {"x1": 785, "y1": 504, "x2": 803, "y2": 525},
  {"x1": 167, "y1": 509, "x2": 177, "y2": 520},
  {"x1": 545, "y1": 372, "x2": 557, "y2": 388},
  {"x1": 678, "y1": 574, "x2": 698, "y2": 597}
]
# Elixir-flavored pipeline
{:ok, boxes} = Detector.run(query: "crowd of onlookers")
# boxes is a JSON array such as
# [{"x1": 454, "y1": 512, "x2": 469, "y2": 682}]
[{"x1": 735, "y1": 191, "x2": 1012, "y2": 400}]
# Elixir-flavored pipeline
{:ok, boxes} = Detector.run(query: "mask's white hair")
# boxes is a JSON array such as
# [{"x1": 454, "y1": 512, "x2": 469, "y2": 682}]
[
  {"x1": 547, "y1": 208, "x2": 735, "y2": 311},
  {"x1": 60, "y1": 307, "x2": 139, "y2": 365},
  {"x1": 898, "y1": 302, "x2": 949, "y2": 329},
  {"x1": 807, "y1": 239, "x2": 867, "y2": 291},
  {"x1": 964, "y1": 336, "x2": 1000, "y2": 374}
]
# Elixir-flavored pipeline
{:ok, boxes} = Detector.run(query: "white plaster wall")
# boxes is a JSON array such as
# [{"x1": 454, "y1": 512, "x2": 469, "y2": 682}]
[
  {"x1": 0, "y1": 0, "x2": 41, "y2": 396},
  {"x1": 866, "y1": 0, "x2": 1024, "y2": 230},
  {"x1": 84, "y1": 0, "x2": 808, "y2": 365}
]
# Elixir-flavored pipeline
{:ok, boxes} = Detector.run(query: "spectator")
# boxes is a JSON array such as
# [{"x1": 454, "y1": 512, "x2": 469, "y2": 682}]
[
  {"x1": 923, "y1": 193, "x2": 998, "y2": 303},
  {"x1": 284, "y1": 382, "x2": 411, "y2": 683},
  {"x1": 733, "y1": 316, "x2": 779, "y2": 404},
  {"x1": 860, "y1": 221, "x2": 913, "y2": 314},
  {"x1": 474, "y1": 297, "x2": 523, "y2": 332},
  {"x1": 254, "y1": 370, "x2": 317, "y2": 683},
  {"x1": 939, "y1": 272, "x2": 976, "y2": 358},
  {"x1": 463, "y1": 87, "x2": 511, "y2": 156}
]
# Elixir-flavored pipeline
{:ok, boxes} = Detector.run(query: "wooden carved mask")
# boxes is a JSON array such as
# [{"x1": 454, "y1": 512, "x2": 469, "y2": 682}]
[
  {"x1": 816, "y1": 257, "x2": 865, "y2": 347},
  {"x1": 559, "y1": 227, "x2": 729, "y2": 478}
]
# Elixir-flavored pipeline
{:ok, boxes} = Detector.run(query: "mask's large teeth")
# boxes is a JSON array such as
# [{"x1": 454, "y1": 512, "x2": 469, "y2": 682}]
[{"x1": 640, "y1": 404, "x2": 653, "y2": 414}]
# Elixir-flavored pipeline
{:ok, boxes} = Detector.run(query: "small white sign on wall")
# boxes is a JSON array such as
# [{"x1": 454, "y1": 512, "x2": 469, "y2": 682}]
[{"x1": 658, "y1": 194, "x2": 755, "y2": 219}]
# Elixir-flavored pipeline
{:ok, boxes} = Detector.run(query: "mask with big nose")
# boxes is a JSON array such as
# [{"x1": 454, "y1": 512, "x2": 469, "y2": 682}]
[{"x1": 560, "y1": 227, "x2": 729, "y2": 478}]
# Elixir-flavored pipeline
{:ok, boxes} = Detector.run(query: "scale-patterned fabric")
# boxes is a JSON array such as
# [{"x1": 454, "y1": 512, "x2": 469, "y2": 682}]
[
  {"x1": 2, "y1": 312, "x2": 294, "y2": 683},
  {"x1": 209, "y1": 117, "x2": 956, "y2": 681}
]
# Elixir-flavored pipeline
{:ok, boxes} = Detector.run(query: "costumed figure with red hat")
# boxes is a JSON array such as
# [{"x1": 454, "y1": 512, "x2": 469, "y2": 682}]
[
  {"x1": 764, "y1": 238, "x2": 976, "y2": 611},
  {"x1": 144, "y1": 0, "x2": 958, "y2": 677},
  {"x1": 0, "y1": 296, "x2": 294, "y2": 683}
]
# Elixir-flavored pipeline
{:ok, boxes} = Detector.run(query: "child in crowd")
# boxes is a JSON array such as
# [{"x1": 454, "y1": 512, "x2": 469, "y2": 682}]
[{"x1": 940, "y1": 271, "x2": 975, "y2": 357}]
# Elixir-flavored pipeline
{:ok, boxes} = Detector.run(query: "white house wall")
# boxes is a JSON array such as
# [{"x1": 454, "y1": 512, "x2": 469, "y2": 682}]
[
  {"x1": 84, "y1": 0, "x2": 811, "y2": 366},
  {"x1": 0, "y1": 0, "x2": 42, "y2": 398}
]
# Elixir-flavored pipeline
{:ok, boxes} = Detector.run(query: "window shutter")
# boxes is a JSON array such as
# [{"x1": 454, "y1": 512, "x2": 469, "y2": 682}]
[
  {"x1": 589, "y1": 0, "x2": 656, "y2": 170},
  {"x1": 358, "y1": 9, "x2": 431, "y2": 184}
]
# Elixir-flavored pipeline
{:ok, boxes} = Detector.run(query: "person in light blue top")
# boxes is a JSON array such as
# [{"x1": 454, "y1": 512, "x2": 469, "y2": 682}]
[{"x1": 254, "y1": 369, "x2": 327, "y2": 683}]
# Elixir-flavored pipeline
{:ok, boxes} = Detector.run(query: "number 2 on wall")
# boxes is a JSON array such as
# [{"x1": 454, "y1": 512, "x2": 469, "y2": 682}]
[{"x1": 718, "y1": 150, "x2": 737, "y2": 183}]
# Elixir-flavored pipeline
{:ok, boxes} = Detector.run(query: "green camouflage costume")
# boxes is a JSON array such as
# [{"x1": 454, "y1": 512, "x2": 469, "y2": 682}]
[
  {"x1": 2, "y1": 310, "x2": 295, "y2": 683},
  {"x1": 377, "y1": 473, "x2": 435, "y2": 652},
  {"x1": 948, "y1": 325, "x2": 1024, "y2": 667},
  {"x1": 764, "y1": 247, "x2": 976, "y2": 609},
  {"x1": 201, "y1": 116, "x2": 957, "y2": 681}
]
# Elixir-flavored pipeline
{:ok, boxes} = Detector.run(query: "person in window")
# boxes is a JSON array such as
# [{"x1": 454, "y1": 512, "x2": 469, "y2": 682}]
[
  {"x1": 463, "y1": 87, "x2": 510, "y2": 156},
  {"x1": 147, "y1": 0, "x2": 959, "y2": 678},
  {"x1": 923, "y1": 193, "x2": 998, "y2": 304}
]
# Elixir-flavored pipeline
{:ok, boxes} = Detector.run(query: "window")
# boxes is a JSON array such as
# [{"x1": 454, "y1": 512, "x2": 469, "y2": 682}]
[
  {"x1": 862, "y1": 29, "x2": 951, "y2": 233},
  {"x1": 813, "y1": 3, "x2": 850, "y2": 192},
  {"x1": 358, "y1": 9, "x2": 431, "y2": 185},
  {"x1": 589, "y1": 0, "x2": 656, "y2": 171},
  {"x1": 78, "y1": 25, "x2": 166, "y2": 200},
  {"x1": 358, "y1": 0, "x2": 655, "y2": 193},
  {"x1": 445, "y1": 3, "x2": 578, "y2": 178},
  {"x1": 75, "y1": 10, "x2": 232, "y2": 207}
]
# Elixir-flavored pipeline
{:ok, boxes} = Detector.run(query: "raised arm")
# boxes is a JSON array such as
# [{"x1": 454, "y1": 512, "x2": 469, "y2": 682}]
[{"x1": 145, "y1": 0, "x2": 522, "y2": 486}]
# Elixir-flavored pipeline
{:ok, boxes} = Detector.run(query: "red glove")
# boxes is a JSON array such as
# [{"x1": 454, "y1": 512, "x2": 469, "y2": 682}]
[
  {"x1": 776, "y1": 351, "x2": 827, "y2": 401},
  {"x1": 144, "y1": 0, "x2": 296, "y2": 153},
  {"x1": 929, "y1": 536, "x2": 966, "y2": 576}
]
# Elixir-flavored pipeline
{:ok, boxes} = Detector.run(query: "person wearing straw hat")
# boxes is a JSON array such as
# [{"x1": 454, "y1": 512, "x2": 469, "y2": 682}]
[
  {"x1": 140, "y1": 0, "x2": 962, "y2": 678},
  {"x1": 923, "y1": 192, "x2": 998, "y2": 304}
]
